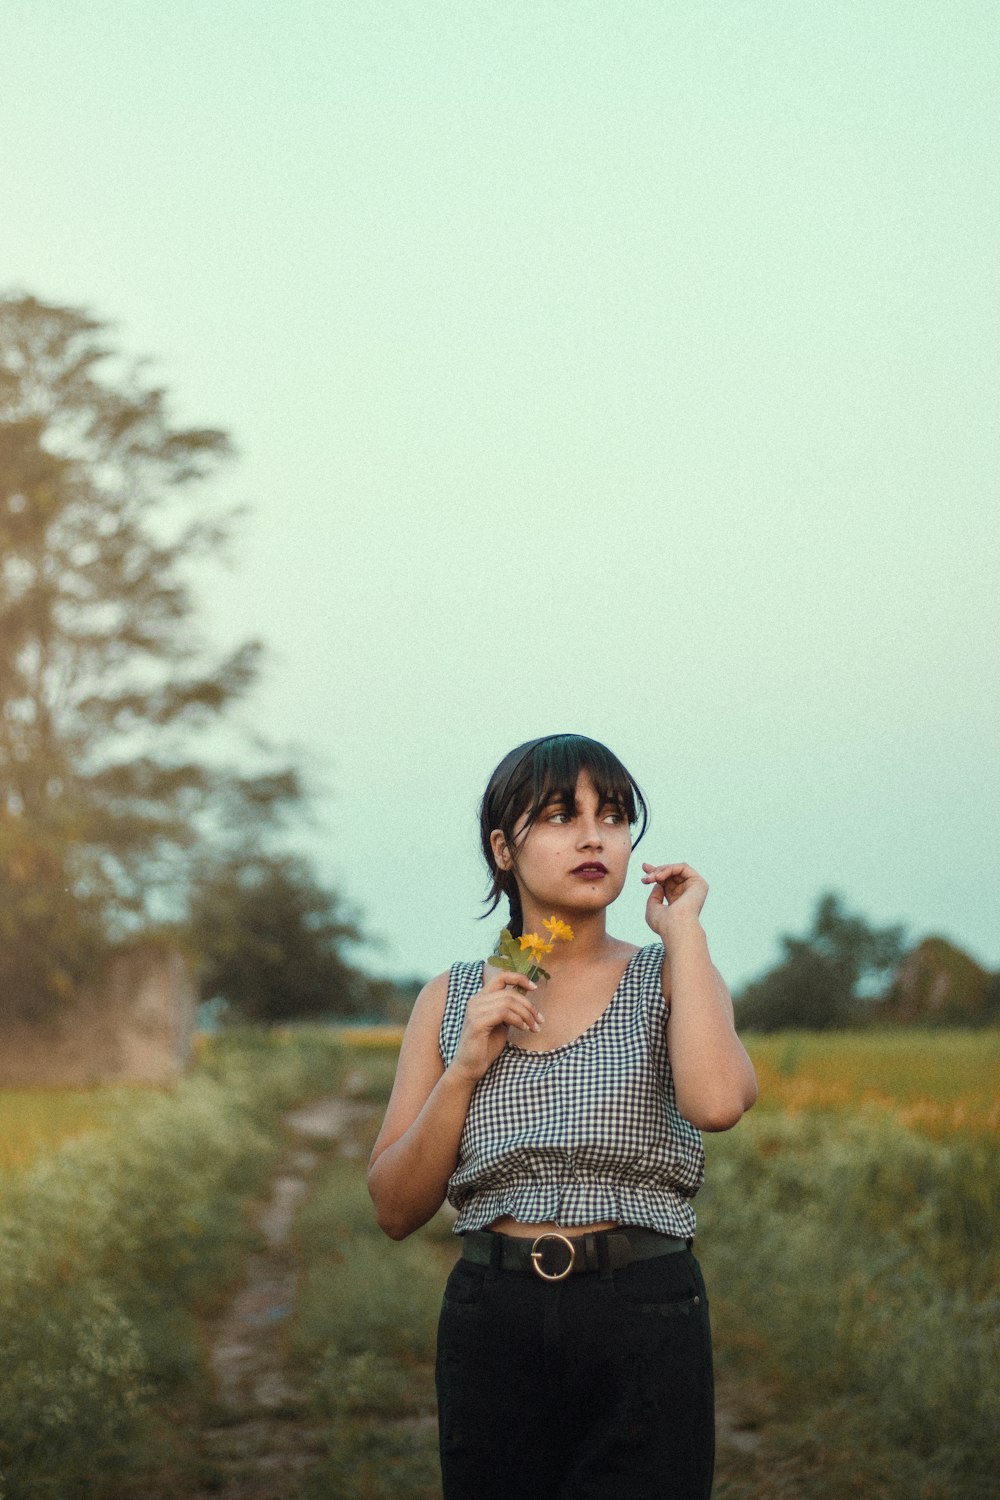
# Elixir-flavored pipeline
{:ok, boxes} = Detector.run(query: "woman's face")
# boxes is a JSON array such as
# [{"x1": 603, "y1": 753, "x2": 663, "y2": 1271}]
[{"x1": 492, "y1": 769, "x2": 633, "y2": 920}]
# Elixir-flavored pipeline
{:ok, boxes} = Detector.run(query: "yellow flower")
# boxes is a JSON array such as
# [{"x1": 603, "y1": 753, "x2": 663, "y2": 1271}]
[
  {"x1": 542, "y1": 916, "x2": 574, "y2": 942},
  {"x1": 519, "y1": 933, "x2": 553, "y2": 962}
]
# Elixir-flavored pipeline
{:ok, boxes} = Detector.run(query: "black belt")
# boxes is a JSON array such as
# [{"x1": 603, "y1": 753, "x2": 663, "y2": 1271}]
[{"x1": 461, "y1": 1226, "x2": 691, "y2": 1282}]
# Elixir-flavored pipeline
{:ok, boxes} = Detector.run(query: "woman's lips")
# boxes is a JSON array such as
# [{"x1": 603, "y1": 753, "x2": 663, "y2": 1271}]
[{"x1": 571, "y1": 862, "x2": 608, "y2": 880}]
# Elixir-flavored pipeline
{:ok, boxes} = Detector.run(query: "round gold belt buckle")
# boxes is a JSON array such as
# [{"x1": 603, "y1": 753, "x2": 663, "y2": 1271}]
[{"x1": 530, "y1": 1231, "x2": 576, "y2": 1281}]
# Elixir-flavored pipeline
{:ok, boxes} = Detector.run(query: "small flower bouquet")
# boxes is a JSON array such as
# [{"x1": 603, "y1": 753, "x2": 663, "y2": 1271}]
[{"x1": 487, "y1": 915, "x2": 574, "y2": 983}]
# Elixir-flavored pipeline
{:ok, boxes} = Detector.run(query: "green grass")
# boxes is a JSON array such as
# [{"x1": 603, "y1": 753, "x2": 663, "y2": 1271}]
[
  {"x1": 301, "y1": 1031, "x2": 999, "y2": 1500},
  {"x1": 746, "y1": 1029, "x2": 1000, "y2": 1133},
  {"x1": 4, "y1": 1027, "x2": 994, "y2": 1500},
  {"x1": 699, "y1": 1110, "x2": 1000, "y2": 1499},
  {"x1": 0, "y1": 1030, "x2": 349, "y2": 1500},
  {"x1": 290, "y1": 1147, "x2": 453, "y2": 1499},
  {"x1": 0, "y1": 1087, "x2": 130, "y2": 1170}
]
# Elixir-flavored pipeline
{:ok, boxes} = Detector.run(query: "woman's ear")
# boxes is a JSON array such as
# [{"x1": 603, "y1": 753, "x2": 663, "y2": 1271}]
[{"x1": 490, "y1": 829, "x2": 511, "y2": 870}]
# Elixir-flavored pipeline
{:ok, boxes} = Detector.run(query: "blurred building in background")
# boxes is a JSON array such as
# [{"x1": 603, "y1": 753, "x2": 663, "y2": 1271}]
[{"x1": 0, "y1": 944, "x2": 195, "y2": 1087}]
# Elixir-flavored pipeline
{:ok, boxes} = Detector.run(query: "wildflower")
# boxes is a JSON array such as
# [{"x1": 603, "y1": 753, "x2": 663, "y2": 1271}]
[
  {"x1": 519, "y1": 933, "x2": 554, "y2": 963},
  {"x1": 542, "y1": 916, "x2": 574, "y2": 942},
  {"x1": 487, "y1": 915, "x2": 573, "y2": 983}
]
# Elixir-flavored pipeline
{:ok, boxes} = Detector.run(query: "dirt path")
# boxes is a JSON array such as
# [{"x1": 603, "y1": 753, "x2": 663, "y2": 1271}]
[{"x1": 196, "y1": 1096, "x2": 375, "y2": 1500}]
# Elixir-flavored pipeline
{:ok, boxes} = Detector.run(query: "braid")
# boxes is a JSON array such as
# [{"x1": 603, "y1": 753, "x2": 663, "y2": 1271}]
[{"x1": 505, "y1": 878, "x2": 524, "y2": 939}]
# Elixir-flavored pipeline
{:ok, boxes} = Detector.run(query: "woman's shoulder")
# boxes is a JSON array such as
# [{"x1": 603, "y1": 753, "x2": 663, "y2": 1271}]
[
  {"x1": 611, "y1": 938, "x2": 665, "y2": 973},
  {"x1": 412, "y1": 968, "x2": 450, "y2": 1010},
  {"x1": 436, "y1": 960, "x2": 485, "y2": 1063},
  {"x1": 624, "y1": 941, "x2": 670, "y2": 1008},
  {"x1": 412, "y1": 959, "x2": 482, "y2": 1007}
]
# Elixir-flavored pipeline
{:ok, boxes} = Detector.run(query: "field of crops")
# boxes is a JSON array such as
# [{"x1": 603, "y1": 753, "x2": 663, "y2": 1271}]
[
  {"x1": 0, "y1": 1027, "x2": 996, "y2": 1500},
  {"x1": 746, "y1": 1029, "x2": 1000, "y2": 1135}
]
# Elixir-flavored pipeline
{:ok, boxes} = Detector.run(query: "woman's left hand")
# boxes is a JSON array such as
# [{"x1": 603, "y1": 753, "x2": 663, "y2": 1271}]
[{"x1": 641, "y1": 862, "x2": 709, "y2": 939}]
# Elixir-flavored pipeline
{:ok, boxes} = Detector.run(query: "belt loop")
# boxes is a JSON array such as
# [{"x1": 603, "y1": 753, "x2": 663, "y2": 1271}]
[
  {"x1": 596, "y1": 1231, "x2": 613, "y2": 1281},
  {"x1": 485, "y1": 1230, "x2": 502, "y2": 1283}
]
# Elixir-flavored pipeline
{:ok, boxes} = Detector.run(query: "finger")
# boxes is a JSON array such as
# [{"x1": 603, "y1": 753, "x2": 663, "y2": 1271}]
[
  {"x1": 483, "y1": 970, "x2": 538, "y2": 993},
  {"x1": 475, "y1": 1002, "x2": 541, "y2": 1034},
  {"x1": 472, "y1": 995, "x2": 544, "y2": 1030}
]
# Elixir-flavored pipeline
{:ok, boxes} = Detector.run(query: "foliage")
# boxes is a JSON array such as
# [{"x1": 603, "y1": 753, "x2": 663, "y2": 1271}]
[
  {"x1": 5, "y1": 1028, "x2": 991, "y2": 1499},
  {"x1": 0, "y1": 1029, "x2": 346, "y2": 1500},
  {"x1": 698, "y1": 1110, "x2": 1000, "y2": 1499},
  {"x1": 0, "y1": 1088, "x2": 127, "y2": 1171},
  {"x1": 356, "y1": 978, "x2": 424, "y2": 1025},
  {"x1": 291, "y1": 1153, "x2": 447, "y2": 1500},
  {"x1": 0, "y1": 293, "x2": 299, "y2": 1018},
  {"x1": 487, "y1": 915, "x2": 574, "y2": 981},
  {"x1": 188, "y1": 850, "x2": 367, "y2": 1021},
  {"x1": 735, "y1": 890, "x2": 907, "y2": 1031},
  {"x1": 309, "y1": 1030, "x2": 997, "y2": 1500}
]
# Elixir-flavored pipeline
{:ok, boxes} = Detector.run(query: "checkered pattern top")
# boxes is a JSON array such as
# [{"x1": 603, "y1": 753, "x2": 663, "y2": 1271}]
[{"x1": 439, "y1": 943, "x2": 704, "y2": 1237}]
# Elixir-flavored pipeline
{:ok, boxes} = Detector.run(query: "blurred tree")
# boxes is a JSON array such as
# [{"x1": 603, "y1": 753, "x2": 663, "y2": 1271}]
[
  {"x1": 188, "y1": 853, "x2": 365, "y2": 1022},
  {"x1": 983, "y1": 971, "x2": 1000, "y2": 1026},
  {"x1": 878, "y1": 936, "x2": 995, "y2": 1026},
  {"x1": 0, "y1": 293, "x2": 298, "y2": 1017},
  {"x1": 735, "y1": 891, "x2": 907, "y2": 1031},
  {"x1": 363, "y1": 973, "x2": 426, "y2": 1024}
]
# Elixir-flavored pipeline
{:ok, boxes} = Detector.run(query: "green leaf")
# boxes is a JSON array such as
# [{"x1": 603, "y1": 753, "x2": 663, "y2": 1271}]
[{"x1": 498, "y1": 929, "x2": 523, "y2": 961}]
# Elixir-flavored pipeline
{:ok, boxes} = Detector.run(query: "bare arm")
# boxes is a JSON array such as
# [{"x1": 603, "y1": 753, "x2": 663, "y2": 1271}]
[
  {"x1": 662, "y1": 917, "x2": 758, "y2": 1130},
  {"x1": 367, "y1": 966, "x2": 542, "y2": 1239},
  {"x1": 641, "y1": 861, "x2": 758, "y2": 1132}
]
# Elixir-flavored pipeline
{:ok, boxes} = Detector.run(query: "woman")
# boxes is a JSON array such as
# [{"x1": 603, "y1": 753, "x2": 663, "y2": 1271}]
[{"x1": 368, "y1": 734, "x2": 757, "y2": 1499}]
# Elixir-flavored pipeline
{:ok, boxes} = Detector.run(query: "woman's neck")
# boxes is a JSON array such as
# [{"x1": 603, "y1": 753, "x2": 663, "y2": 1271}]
[{"x1": 519, "y1": 907, "x2": 614, "y2": 967}]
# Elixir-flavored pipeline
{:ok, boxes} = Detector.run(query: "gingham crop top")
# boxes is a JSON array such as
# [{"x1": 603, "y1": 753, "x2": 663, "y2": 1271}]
[{"x1": 438, "y1": 942, "x2": 704, "y2": 1237}]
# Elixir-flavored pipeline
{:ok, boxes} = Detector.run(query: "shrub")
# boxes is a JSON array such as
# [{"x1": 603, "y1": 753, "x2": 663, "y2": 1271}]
[
  {"x1": 0, "y1": 1030, "x2": 347, "y2": 1499},
  {"x1": 699, "y1": 1111, "x2": 1000, "y2": 1496}
]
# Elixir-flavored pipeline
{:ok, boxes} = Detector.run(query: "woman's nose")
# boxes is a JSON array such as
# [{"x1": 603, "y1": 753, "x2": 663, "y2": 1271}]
[{"x1": 577, "y1": 819, "x2": 604, "y2": 847}]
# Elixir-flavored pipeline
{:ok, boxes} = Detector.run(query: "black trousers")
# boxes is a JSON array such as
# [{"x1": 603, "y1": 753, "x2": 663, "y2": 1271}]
[{"x1": 435, "y1": 1241, "x2": 715, "y2": 1499}]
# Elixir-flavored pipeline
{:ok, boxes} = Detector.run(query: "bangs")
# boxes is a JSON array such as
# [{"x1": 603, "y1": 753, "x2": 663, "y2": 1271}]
[{"x1": 499, "y1": 734, "x2": 649, "y2": 844}]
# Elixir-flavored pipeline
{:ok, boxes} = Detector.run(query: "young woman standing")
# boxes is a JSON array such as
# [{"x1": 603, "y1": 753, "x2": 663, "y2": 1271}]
[{"x1": 368, "y1": 734, "x2": 757, "y2": 1499}]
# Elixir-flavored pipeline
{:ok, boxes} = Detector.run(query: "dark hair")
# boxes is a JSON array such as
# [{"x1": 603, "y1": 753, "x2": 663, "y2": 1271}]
[{"x1": 479, "y1": 734, "x2": 649, "y2": 937}]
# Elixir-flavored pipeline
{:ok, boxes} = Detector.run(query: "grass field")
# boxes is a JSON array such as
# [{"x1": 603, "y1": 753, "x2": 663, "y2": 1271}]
[
  {"x1": 746, "y1": 1029, "x2": 1000, "y2": 1134},
  {"x1": 2, "y1": 1027, "x2": 992, "y2": 1177},
  {"x1": 1, "y1": 1026, "x2": 996, "y2": 1499},
  {"x1": 321, "y1": 1026, "x2": 1000, "y2": 1500},
  {"x1": 0, "y1": 1030, "x2": 350, "y2": 1500},
  {"x1": 0, "y1": 1087, "x2": 130, "y2": 1171}
]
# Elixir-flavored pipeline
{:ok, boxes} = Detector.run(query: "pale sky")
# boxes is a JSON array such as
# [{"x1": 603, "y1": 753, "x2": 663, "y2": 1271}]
[{"x1": 2, "y1": 1, "x2": 997, "y2": 991}]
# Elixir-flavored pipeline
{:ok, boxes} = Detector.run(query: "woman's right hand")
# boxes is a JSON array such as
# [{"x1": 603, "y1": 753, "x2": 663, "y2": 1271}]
[{"x1": 451, "y1": 969, "x2": 543, "y2": 1082}]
